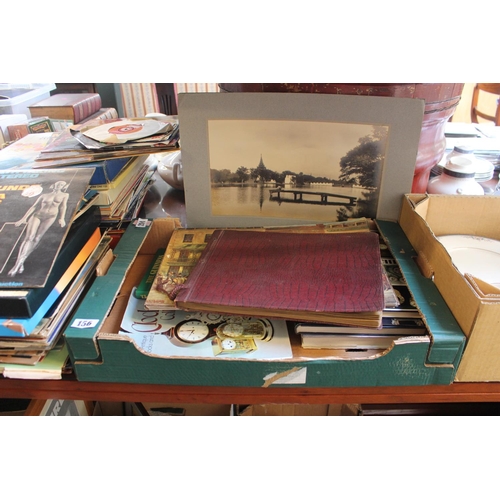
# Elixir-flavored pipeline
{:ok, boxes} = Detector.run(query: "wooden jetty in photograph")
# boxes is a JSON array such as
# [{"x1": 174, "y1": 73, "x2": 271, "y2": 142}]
[{"x1": 269, "y1": 188, "x2": 357, "y2": 207}]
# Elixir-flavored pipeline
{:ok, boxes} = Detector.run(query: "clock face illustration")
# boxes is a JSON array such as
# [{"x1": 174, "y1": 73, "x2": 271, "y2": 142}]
[
  {"x1": 218, "y1": 323, "x2": 245, "y2": 338},
  {"x1": 175, "y1": 319, "x2": 211, "y2": 344},
  {"x1": 221, "y1": 338, "x2": 237, "y2": 350}
]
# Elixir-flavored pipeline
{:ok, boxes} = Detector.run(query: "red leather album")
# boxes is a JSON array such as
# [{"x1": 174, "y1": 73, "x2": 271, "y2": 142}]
[{"x1": 173, "y1": 229, "x2": 385, "y2": 327}]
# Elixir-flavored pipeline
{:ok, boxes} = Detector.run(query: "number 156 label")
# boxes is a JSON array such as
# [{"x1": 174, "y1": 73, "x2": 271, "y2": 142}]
[{"x1": 71, "y1": 319, "x2": 99, "y2": 329}]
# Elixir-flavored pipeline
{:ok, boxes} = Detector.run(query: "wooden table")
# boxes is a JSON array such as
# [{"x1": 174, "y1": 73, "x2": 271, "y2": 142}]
[{"x1": 2, "y1": 378, "x2": 500, "y2": 405}]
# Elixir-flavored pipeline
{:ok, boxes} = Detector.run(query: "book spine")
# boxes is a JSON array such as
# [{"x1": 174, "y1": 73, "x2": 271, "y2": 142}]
[
  {"x1": 80, "y1": 108, "x2": 119, "y2": 124},
  {"x1": 7, "y1": 124, "x2": 29, "y2": 141},
  {"x1": 28, "y1": 118, "x2": 54, "y2": 134},
  {"x1": 73, "y1": 95, "x2": 102, "y2": 124}
]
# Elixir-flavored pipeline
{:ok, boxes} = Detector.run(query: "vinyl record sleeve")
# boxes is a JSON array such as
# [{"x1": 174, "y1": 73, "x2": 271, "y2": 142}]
[
  {"x1": 82, "y1": 120, "x2": 165, "y2": 144},
  {"x1": 0, "y1": 168, "x2": 95, "y2": 289}
]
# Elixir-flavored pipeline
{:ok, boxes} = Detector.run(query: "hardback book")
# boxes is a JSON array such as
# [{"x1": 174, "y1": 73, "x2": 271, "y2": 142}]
[
  {"x1": 172, "y1": 229, "x2": 385, "y2": 327},
  {"x1": 145, "y1": 219, "x2": 375, "y2": 311},
  {"x1": 295, "y1": 316, "x2": 427, "y2": 335},
  {"x1": 299, "y1": 332, "x2": 424, "y2": 350},
  {"x1": 145, "y1": 227, "x2": 216, "y2": 310},
  {"x1": 7, "y1": 117, "x2": 54, "y2": 141},
  {"x1": 28, "y1": 117, "x2": 54, "y2": 134},
  {"x1": 0, "y1": 205, "x2": 101, "y2": 317},
  {"x1": 0, "y1": 226, "x2": 102, "y2": 337},
  {"x1": 28, "y1": 93, "x2": 102, "y2": 124},
  {"x1": 7, "y1": 123, "x2": 29, "y2": 141},
  {"x1": 0, "y1": 167, "x2": 95, "y2": 289},
  {"x1": 80, "y1": 107, "x2": 118, "y2": 123},
  {"x1": 134, "y1": 248, "x2": 166, "y2": 300}
]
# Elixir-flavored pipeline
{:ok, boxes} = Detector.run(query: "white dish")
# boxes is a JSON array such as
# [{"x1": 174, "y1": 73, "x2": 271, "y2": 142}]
[{"x1": 437, "y1": 234, "x2": 500, "y2": 287}]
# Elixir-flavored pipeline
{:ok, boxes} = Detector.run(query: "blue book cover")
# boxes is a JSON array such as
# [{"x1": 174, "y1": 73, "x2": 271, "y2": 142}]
[{"x1": 74, "y1": 156, "x2": 132, "y2": 187}]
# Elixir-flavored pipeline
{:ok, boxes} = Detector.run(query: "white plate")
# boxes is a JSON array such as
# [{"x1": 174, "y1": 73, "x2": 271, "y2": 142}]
[{"x1": 437, "y1": 234, "x2": 500, "y2": 287}]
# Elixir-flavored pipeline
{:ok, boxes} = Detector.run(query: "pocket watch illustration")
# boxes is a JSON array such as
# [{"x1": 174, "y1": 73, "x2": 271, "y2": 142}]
[
  {"x1": 174, "y1": 319, "x2": 212, "y2": 344},
  {"x1": 212, "y1": 336, "x2": 258, "y2": 356},
  {"x1": 215, "y1": 318, "x2": 274, "y2": 341},
  {"x1": 164, "y1": 316, "x2": 274, "y2": 354},
  {"x1": 165, "y1": 319, "x2": 215, "y2": 346}
]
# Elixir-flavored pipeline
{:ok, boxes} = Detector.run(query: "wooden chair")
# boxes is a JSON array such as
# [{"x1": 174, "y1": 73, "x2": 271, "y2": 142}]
[{"x1": 471, "y1": 83, "x2": 500, "y2": 125}]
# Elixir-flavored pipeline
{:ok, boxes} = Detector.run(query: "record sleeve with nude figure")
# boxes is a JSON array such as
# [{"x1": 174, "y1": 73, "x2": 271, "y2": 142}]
[{"x1": 0, "y1": 168, "x2": 94, "y2": 289}]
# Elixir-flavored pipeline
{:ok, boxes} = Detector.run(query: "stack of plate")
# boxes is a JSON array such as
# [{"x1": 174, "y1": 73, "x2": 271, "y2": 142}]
[
  {"x1": 437, "y1": 234, "x2": 500, "y2": 288},
  {"x1": 474, "y1": 158, "x2": 495, "y2": 183}
]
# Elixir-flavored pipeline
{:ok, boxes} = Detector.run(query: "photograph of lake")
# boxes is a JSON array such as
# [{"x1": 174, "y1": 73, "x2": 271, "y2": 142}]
[{"x1": 207, "y1": 118, "x2": 389, "y2": 222}]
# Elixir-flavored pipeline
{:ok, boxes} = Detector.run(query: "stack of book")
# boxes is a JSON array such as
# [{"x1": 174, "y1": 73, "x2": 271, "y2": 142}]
[
  {"x1": 137, "y1": 219, "x2": 429, "y2": 356},
  {"x1": 126, "y1": 219, "x2": 429, "y2": 357},
  {"x1": 294, "y1": 239, "x2": 428, "y2": 351},
  {"x1": 0, "y1": 169, "x2": 112, "y2": 379}
]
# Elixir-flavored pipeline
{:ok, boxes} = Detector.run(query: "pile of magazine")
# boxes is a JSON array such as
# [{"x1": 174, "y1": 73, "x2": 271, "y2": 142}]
[{"x1": 0, "y1": 169, "x2": 112, "y2": 379}]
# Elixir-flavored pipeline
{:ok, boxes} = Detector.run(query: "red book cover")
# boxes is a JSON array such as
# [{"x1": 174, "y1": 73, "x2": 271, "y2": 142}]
[
  {"x1": 174, "y1": 229, "x2": 385, "y2": 327},
  {"x1": 28, "y1": 94, "x2": 102, "y2": 124}
]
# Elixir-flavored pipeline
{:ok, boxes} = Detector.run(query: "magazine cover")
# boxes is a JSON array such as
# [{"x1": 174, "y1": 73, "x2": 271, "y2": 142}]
[
  {"x1": 0, "y1": 168, "x2": 94, "y2": 289},
  {"x1": 117, "y1": 288, "x2": 293, "y2": 360}
]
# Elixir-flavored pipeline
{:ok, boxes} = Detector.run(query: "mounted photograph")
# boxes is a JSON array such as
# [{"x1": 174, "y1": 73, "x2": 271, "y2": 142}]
[{"x1": 178, "y1": 92, "x2": 424, "y2": 228}]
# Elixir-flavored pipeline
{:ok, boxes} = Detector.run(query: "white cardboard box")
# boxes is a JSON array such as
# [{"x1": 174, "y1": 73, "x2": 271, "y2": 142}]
[{"x1": 0, "y1": 84, "x2": 55, "y2": 117}]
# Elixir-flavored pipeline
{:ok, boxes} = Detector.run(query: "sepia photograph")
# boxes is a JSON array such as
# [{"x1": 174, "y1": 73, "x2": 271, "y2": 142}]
[{"x1": 208, "y1": 118, "x2": 389, "y2": 222}]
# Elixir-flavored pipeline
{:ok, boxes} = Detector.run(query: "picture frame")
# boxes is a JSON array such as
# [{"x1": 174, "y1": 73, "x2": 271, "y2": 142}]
[{"x1": 178, "y1": 92, "x2": 424, "y2": 228}]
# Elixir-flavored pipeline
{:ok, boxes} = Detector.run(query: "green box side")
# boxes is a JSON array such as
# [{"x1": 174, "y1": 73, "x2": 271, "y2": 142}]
[
  {"x1": 64, "y1": 221, "x2": 153, "y2": 362},
  {"x1": 73, "y1": 337, "x2": 455, "y2": 387},
  {"x1": 376, "y1": 220, "x2": 466, "y2": 365},
  {"x1": 67, "y1": 219, "x2": 464, "y2": 387}
]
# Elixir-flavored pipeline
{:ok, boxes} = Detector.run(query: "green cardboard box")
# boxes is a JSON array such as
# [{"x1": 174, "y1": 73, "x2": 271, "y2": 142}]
[{"x1": 64, "y1": 217, "x2": 466, "y2": 387}]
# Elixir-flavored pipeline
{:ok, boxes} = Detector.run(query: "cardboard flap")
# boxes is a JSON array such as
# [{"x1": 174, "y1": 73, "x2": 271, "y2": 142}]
[
  {"x1": 465, "y1": 274, "x2": 500, "y2": 301},
  {"x1": 414, "y1": 250, "x2": 434, "y2": 280},
  {"x1": 376, "y1": 219, "x2": 466, "y2": 366}
]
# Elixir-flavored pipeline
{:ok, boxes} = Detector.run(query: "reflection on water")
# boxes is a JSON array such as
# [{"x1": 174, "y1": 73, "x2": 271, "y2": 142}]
[{"x1": 211, "y1": 185, "x2": 378, "y2": 221}]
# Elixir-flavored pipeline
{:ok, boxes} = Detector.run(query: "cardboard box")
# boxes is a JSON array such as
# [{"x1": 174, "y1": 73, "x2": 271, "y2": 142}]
[
  {"x1": 399, "y1": 194, "x2": 500, "y2": 382},
  {"x1": 64, "y1": 217, "x2": 466, "y2": 387},
  {"x1": 129, "y1": 402, "x2": 232, "y2": 416},
  {"x1": 236, "y1": 404, "x2": 344, "y2": 416}
]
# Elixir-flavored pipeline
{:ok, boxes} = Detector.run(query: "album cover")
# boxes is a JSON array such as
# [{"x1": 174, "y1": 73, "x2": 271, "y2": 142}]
[
  {"x1": 0, "y1": 168, "x2": 95, "y2": 289},
  {"x1": 81, "y1": 119, "x2": 170, "y2": 144}
]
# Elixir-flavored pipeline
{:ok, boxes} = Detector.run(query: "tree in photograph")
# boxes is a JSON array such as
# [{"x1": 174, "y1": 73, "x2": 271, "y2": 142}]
[
  {"x1": 211, "y1": 168, "x2": 233, "y2": 183},
  {"x1": 235, "y1": 166, "x2": 250, "y2": 183},
  {"x1": 338, "y1": 126, "x2": 388, "y2": 188}
]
